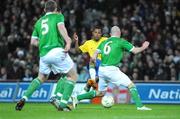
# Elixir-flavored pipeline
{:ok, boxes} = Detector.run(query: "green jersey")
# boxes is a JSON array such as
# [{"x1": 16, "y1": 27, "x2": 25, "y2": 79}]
[
  {"x1": 97, "y1": 37, "x2": 134, "y2": 66},
  {"x1": 32, "y1": 12, "x2": 65, "y2": 57}
]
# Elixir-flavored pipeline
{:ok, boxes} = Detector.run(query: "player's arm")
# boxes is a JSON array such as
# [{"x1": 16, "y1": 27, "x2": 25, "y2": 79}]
[
  {"x1": 130, "y1": 41, "x2": 149, "y2": 54},
  {"x1": 30, "y1": 38, "x2": 39, "y2": 47},
  {"x1": 31, "y1": 25, "x2": 39, "y2": 47},
  {"x1": 91, "y1": 49, "x2": 101, "y2": 63},
  {"x1": 58, "y1": 23, "x2": 72, "y2": 52},
  {"x1": 73, "y1": 32, "x2": 81, "y2": 53},
  {"x1": 91, "y1": 41, "x2": 103, "y2": 62},
  {"x1": 73, "y1": 33, "x2": 89, "y2": 54}
]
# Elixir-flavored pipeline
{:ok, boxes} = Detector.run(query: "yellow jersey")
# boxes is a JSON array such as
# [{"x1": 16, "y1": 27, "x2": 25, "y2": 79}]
[{"x1": 79, "y1": 37, "x2": 107, "y2": 59}]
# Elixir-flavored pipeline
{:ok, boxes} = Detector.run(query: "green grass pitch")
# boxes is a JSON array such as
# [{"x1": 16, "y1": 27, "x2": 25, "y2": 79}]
[{"x1": 0, "y1": 103, "x2": 180, "y2": 119}]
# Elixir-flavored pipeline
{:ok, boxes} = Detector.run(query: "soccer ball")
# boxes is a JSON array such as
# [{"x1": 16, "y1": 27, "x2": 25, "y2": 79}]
[{"x1": 101, "y1": 96, "x2": 114, "y2": 108}]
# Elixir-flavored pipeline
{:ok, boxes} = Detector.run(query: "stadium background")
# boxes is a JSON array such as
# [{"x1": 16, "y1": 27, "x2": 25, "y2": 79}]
[
  {"x1": 0, "y1": 0, "x2": 180, "y2": 110},
  {"x1": 0, "y1": 0, "x2": 180, "y2": 119}
]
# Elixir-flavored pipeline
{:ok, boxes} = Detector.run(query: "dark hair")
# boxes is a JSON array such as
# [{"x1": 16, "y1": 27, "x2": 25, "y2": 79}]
[
  {"x1": 92, "y1": 26, "x2": 102, "y2": 32},
  {"x1": 45, "y1": 0, "x2": 57, "y2": 12}
]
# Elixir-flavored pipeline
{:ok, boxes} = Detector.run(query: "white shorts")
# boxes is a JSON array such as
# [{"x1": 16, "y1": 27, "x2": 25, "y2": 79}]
[
  {"x1": 98, "y1": 66, "x2": 132, "y2": 92},
  {"x1": 39, "y1": 48, "x2": 74, "y2": 75}
]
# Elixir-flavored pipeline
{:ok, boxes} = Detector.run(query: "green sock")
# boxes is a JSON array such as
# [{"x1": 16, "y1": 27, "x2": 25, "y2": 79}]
[
  {"x1": 77, "y1": 90, "x2": 96, "y2": 101},
  {"x1": 59, "y1": 79, "x2": 75, "y2": 108},
  {"x1": 54, "y1": 77, "x2": 66, "y2": 100},
  {"x1": 129, "y1": 86, "x2": 143, "y2": 108},
  {"x1": 23, "y1": 78, "x2": 41, "y2": 100}
]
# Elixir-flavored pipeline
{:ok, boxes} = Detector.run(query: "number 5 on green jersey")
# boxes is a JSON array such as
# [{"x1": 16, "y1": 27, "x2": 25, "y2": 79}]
[
  {"x1": 41, "y1": 19, "x2": 49, "y2": 35},
  {"x1": 31, "y1": 13, "x2": 65, "y2": 57}
]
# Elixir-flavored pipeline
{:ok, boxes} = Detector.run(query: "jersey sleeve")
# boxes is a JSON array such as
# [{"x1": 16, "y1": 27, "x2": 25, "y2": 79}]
[
  {"x1": 79, "y1": 42, "x2": 88, "y2": 53},
  {"x1": 31, "y1": 23, "x2": 39, "y2": 40},
  {"x1": 122, "y1": 39, "x2": 134, "y2": 52},
  {"x1": 57, "y1": 14, "x2": 65, "y2": 25}
]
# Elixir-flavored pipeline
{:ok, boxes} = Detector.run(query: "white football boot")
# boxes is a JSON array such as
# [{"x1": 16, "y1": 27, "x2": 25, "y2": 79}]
[
  {"x1": 137, "y1": 106, "x2": 152, "y2": 111},
  {"x1": 71, "y1": 96, "x2": 79, "y2": 109}
]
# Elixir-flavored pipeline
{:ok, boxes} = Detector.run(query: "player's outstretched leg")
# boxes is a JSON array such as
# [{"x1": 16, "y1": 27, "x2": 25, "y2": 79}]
[
  {"x1": 15, "y1": 78, "x2": 42, "y2": 111},
  {"x1": 72, "y1": 90, "x2": 96, "y2": 109},
  {"x1": 129, "y1": 84, "x2": 152, "y2": 111}
]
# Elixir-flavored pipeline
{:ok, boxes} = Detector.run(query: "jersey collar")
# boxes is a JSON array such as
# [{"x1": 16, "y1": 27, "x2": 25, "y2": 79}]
[
  {"x1": 110, "y1": 36, "x2": 119, "y2": 38},
  {"x1": 45, "y1": 12, "x2": 54, "y2": 15}
]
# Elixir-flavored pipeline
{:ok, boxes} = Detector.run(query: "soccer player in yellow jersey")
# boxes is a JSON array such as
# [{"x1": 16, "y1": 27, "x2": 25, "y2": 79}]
[{"x1": 74, "y1": 26, "x2": 107, "y2": 92}]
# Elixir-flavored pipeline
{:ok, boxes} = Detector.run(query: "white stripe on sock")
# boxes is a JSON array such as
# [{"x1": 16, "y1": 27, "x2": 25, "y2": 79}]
[
  {"x1": 61, "y1": 99, "x2": 68, "y2": 104},
  {"x1": 22, "y1": 96, "x2": 28, "y2": 101}
]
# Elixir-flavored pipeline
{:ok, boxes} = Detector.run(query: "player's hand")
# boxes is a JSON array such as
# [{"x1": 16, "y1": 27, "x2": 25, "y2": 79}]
[
  {"x1": 142, "y1": 41, "x2": 149, "y2": 49},
  {"x1": 64, "y1": 43, "x2": 71, "y2": 53},
  {"x1": 73, "y1": 32, "x2": 79, "y2": 42}
]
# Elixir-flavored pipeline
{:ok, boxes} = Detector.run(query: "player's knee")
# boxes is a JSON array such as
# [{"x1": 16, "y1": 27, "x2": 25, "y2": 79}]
[
  {"x1": 67, "y1": 67, "x2": 78, "y2": 81},
  {"x1": 36, "y1": 77, "x2": 46, "y2": 83},
  {"x1": 38, "y1": 73, "x2": 48, "y2": 83},
  {"x1": 128, "y1": 82, "x2": 135, "y2": 89},
  {"x1": 71, "y1": 71, "x2": 78, "y2": 81},
  {"x1": 71, "y1": 74, "x2": 78, "y2": 81}
]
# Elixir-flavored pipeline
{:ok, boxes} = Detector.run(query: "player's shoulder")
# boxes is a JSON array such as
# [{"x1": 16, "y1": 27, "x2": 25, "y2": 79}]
[
  {"x1": 79, "y1": 39, "x2": 91, "y2": 46},
  {"x1": 98, "y1": 37, "x2": 107, "y2": 42},
  {"x1": 36, "y1": 14, "x2": 47, "y2": 22},
  {"x1": 34, "y1": 16, "x2": 43, "y2": 26},
  {"x1": 100, "y1": 37, "x2": 108, "y2": 40},
  {"x1": 85, "y1": 39, "x2": 94, "y2": 44},
  {"x1": 120, "y1": 37, "x2": 130, "y2": 43},
  {"x1": 54, "y1": 13, "x2": 64, "y2": 17},
  {"x1": 99, "y1": 39, "x2": 108, "y2": 46},
  {"x1": 52, "y1": 12, "x2": 65, "y2": 20},
  {"x1": 117, "y1": 37, "x2": 132, "y2": 46}
]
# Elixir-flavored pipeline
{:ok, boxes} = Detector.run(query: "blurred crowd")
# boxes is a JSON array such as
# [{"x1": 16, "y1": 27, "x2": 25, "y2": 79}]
[{"x1": 0, "y1": 0, "x2": 180, "y2": 82}]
